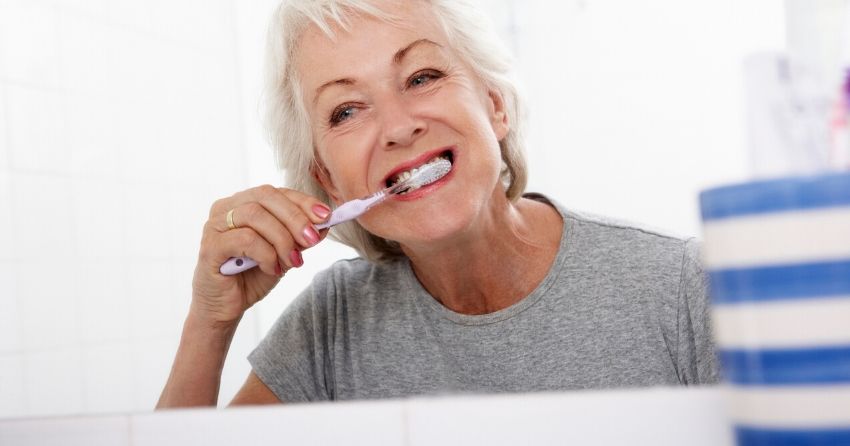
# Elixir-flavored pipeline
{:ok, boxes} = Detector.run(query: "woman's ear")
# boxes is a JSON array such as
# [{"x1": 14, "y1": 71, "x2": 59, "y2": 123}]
[
  {"x1": 488, "y1": 89, "x2": 510, "y2": 141},
  {"x1": 311, "y1": 159, "x2": 342, "y2": 205}
]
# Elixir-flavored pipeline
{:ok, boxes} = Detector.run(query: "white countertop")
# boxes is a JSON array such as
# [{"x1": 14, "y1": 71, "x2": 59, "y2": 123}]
[{"x1": 0, "y1": 386, "x2": 733, "y2": 446}]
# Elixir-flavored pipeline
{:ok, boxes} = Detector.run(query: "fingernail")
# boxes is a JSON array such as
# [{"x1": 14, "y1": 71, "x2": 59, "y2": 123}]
[
  {"x1": 275, "y1": 262, "x2": 282, "y2": 276},
  {"x1": 289, "y1": 250, "x2": 303, "y2": 268},
  {"x1": 312, "y1": 204, "x2": 331, "y2": 220},
  {"x1": 303, "y1": 226, "x2": 320, "y2": 246}
]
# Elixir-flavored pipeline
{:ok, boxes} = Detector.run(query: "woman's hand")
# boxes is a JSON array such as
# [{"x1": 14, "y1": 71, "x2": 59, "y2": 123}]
[{"x1": 190, "y1": 185, "x2": 331, "y2": 328}]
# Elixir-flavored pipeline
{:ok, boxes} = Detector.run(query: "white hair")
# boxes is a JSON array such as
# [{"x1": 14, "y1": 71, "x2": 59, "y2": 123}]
[{"x1": 263, "y1": 0, "x2": 528, "y2": 262}]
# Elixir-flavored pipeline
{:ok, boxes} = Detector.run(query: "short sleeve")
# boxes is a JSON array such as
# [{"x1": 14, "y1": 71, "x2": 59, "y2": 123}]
[
  {"x1": 676, "y1": 238, "x2": 721, "y2": 385},
  {"x1": 247, "y1": 273, "x2": 335, "y2": 402}
]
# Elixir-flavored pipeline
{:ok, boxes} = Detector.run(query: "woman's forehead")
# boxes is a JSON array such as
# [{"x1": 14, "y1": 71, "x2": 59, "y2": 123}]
[{"x1": 295, "y1": 2, "x2": 449, "y2": 92}]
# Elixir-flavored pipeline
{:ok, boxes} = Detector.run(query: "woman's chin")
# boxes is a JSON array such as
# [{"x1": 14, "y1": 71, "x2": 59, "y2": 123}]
[
  {"x1": 383, "y1": 213, "x2": 476, "y2": 253},
  {"x1": 361, "y1": 184, "x2": 499, "y2": 252}
]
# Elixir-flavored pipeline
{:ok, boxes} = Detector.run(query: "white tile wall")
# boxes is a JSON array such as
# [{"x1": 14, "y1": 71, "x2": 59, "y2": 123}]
[
  {"x1": 0, "y1": 85, "x2": 8, "y2": 171},
  {"x1": 0, "y1": 261, "x2": 21, "y2": 354},
  {"x1": 76, "y1": 261, "x2": 131, "y2": 344},
  {"x1": 23, "y1": 348, "x2": 84, "y2": 417},
  {"x1": 71, "y1": 178, "x2": 125, "y2": 259},
  {"x1": 160, "y1": 101, "x2": 207, "y2": 189},
  {"x1": 512, "y1": 0, "x2": 777, "y2": 234},
  {"x1": 0, "y1": 355, "x2": 25, "y2": 419},
  {"x1": 165, "y1": 183, "x2": 209, "y2": 265},
  {"x1": 55, "y1": 13, "x2": 115, "y2": 96},
  {"x1": 9, "y1": 173, "x2": 76, "y2": 259},
  {"x1": 130, "y1": 337, "x2": 178, "y2": 410},
  {"x1": 0, "y1": 174, "x2": 12, "y2": 260},
  {"x1": 83, "y1": 342, "x2": 134, "y2": 414},
  {"x1": 96, "y1": 0, "x2": 152, "y2": 33},
  {"x1": 148, "y1": 0, "x2": 233, "y2": 51},
  {"x1": 0, "y1": 178, "x2": 21, "y2": 361},
  {"x1": 64, "y1": 93, "x2": 120, "y2": 178},
  {"x1": 0, "y1": 63, "x2": 16, "y2": 419},
  {"x1": 122, "y1": 181, "x2": 174, "y2": 259},
  {"x1": 167, "y1": 259, "x2": 197, "y2": 320},
  {"x1": 15, "y1": 258, "x2": 80, "y2": 351},
  {"x1": 0, "y1": 1, "x2": 61, "y2": 88},
  {"x1": 234, "y1": 0, "x2": 282, "y2": 186},
  {"x1": 126, "y1": 259, "x2": 181, "y2": 340},
  {"x1": 115, "y1": 103, "x2": 171, "y2": 184},
  {"x1": 5, "y1": 85, "x2": 68, "y2": 173},
  {"x1": 52, "y1": 0, "x2": 133, "y2": 31},
  {"x1": 0, "y1": 0, "x2": 264, "y2": 419}
]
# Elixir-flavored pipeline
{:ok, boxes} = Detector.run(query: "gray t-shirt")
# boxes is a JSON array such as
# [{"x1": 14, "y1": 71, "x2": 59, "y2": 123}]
[{"x1": 248, "y1": 196, "x2": 719, "y2": 402}]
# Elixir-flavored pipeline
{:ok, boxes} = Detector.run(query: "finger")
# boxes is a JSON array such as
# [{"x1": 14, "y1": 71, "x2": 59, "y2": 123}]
[
  {"x1": 210, "y1": 199, "x2": 316, "y2": 255},
  {"x1": 211, "y1": 185, "x2": 331, "y2": 237},
  {"x1": 275, "y1": 188, "x2": 333, "y2": 225},
  {"x1": 202, "y1": 227, "x2": 282, "y2": 277},
  {"x1": 253, "y1": 196, "x2": 322, "y2": 250},
  {"x1": 215, "y1": 201, "x2": 302, "y2": 269},
  {"x1": 208, "y1": 185, "x2": 304, "y2": 219}
]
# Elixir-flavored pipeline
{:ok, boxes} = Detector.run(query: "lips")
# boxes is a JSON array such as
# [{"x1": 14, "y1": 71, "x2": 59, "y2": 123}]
[{"x1": 381, "y1": 147, "x2": 455, "y2": 189}]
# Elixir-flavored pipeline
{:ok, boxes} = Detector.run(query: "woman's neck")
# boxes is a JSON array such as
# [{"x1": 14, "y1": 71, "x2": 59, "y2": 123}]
[{"x1": 403, "y1": 194, "x2": 563, "y2": 315}]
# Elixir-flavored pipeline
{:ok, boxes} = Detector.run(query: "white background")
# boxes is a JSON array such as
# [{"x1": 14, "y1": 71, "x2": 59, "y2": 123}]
[{"x1": 0, "y1": 0, "x2": 784, "y2": 417}]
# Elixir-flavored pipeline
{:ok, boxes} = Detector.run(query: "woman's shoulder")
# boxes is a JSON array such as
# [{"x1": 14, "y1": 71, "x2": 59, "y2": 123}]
[
  {"x1": 565, "y1": 207, "x2": 694, "y2": 243},
  {"x1": 528, "y1": 192, "x2": 697, "y2": 251},
  {"x1": 574, "y1": 208, "x2": 696, "y2": 261},
  {"x1": 312, "y1": 255, "x2": 411, "y2": 295},
  {"x1": 525, "y1": 196, "x2": 698, "y2": 280}
]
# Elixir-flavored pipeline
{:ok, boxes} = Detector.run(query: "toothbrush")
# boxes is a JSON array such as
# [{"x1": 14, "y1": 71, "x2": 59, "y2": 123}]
[{"x1": 219, "y1": 158, "x2": 452, "y2": 275}]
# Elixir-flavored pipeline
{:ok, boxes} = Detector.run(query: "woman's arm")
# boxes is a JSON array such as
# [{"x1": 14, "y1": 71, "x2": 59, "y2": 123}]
[
  {"x1": 229, "y1": 372, "x2": 281, "y2": 406},
  {"x1": 156, "y1": 311, "x2": 239, "y2": 408},
  {"x1": 157, "y1": 312, "x2": 282, "y2": 408},
  {"x1": 156, "y1": 186, "x2": 330, "y2": 409}
]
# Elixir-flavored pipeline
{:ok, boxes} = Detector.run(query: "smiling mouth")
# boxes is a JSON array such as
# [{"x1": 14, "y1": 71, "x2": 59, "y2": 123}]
[{"x1": 385, "y1": 150, "x2": 454, "y2": 193}]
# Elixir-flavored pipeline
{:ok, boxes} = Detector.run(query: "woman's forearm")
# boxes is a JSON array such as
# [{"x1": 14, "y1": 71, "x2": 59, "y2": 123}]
[{"x1": 156, "y1": 310, "x2": 240, "y2": 409}]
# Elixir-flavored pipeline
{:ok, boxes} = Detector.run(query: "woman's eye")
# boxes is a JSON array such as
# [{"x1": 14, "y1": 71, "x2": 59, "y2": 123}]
[
  {"x1": 329, "y1": 105, "x2": 357, "y2": 126},
  {"x1": 408, "y1": 70, "x2": 444, "y2": 88}
]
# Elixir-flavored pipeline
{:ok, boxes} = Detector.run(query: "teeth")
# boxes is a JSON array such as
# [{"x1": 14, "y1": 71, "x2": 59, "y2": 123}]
[{"x1": 389, "y1": 155, "x2": 450, "y2": 191}]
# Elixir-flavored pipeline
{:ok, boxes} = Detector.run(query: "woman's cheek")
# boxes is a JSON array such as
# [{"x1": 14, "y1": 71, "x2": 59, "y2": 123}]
[{"x1": 328, "y1": 159, "x2": 370, "y2": 201}]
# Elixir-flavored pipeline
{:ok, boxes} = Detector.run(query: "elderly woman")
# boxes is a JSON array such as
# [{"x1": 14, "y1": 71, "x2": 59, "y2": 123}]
[{"x1": 157, "y1": 0, "x2": 718, "y2": 407}]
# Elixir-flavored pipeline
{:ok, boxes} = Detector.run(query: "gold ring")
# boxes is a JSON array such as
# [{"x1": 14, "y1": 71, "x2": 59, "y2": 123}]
[{"x1": 226, "y1": 209, "x2": 237, "y2": 230}]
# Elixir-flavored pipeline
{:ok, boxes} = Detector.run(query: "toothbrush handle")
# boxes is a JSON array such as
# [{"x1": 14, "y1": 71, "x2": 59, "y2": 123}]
[
  {"x1": 220, "y1": 256, "x2": 258, "y2": 275},
  {"x1": 315, "y1": 191, "x2": 387, "y2": 230},
  {"x1": 218, "y1": 191, "x2": 388, "y2": 276}
]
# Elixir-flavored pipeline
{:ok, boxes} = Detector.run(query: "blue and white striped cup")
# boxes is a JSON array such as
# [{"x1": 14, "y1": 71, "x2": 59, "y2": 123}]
[{"x1": 700, "y1": 172, "x2": 850, "y2": 445}]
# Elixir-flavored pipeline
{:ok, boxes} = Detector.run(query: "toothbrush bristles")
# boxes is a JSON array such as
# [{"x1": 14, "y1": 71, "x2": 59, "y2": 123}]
[{"x1": 389, "y1": 158, "x2": 452, "y2": 195}]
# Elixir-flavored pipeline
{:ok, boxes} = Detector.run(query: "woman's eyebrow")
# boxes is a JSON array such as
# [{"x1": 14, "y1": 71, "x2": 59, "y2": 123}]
[
  {"x1": 313, "y1": 39, "x2": 442, "y2": 105},
  {"x1": 314, "y1": 78, "x2": 356, "y2": 106},
  {"x1": 393, "y1": 38, "x2": 441, "y2": 64}
]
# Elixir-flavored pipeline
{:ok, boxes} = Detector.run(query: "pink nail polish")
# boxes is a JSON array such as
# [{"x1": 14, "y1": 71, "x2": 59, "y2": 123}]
[
  {"x1": 312, "y1": 204, "x2": 331, "y2": 219},
  {"x1": 289, "y1": 250, "x2": 303, "y2": 268},
  {"x1": 303, "y1": 226, "x2": 320, "y2": 246}
]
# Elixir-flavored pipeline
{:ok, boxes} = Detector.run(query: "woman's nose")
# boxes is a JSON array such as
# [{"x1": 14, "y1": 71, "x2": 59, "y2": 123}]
[{"x1": 377, "y1": 96, "x2": 427, "y2": 149}]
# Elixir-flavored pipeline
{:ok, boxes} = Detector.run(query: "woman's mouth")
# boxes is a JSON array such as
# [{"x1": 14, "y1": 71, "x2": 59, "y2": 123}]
[{"x1": 384, "y1": 149, "x2": 455, "y2": 194}]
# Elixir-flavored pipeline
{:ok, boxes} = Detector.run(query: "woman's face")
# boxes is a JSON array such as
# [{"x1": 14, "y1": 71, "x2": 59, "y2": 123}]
[{"x1": 297, "y1": 0, "x2": 509, "y2": 249}]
